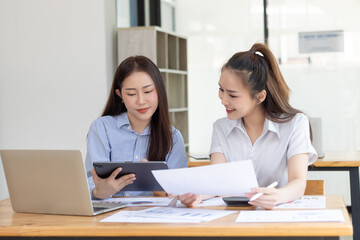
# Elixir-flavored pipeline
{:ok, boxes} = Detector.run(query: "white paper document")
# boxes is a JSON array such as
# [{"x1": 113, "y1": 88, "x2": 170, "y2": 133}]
[
  {"x1": 236, "y1": 209, "x2": 345, "y2": 223},
  {"x1": 152, "y1": 160, "x2": 258, "y2": 196},
  {"x1": 274, "y1": 196, "x2": 326, "y2": 209},
  {"x1": 101, "y1": 210, "x2": 202, "y2": 223},
  {"x1": 93, "y1": 197, "x2": 172, "y2": 207},
  {"x1": 197, "y1": 197, "x2": 227, "y2": 207},
  {"x1": 101, "y1": 207, "x2": 237, "y2": 223}
]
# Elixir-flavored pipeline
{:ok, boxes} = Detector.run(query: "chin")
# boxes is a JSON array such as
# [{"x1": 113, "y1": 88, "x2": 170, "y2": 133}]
[{"x1": 226, "y1": 115, "x2": 238, "y2": 120}]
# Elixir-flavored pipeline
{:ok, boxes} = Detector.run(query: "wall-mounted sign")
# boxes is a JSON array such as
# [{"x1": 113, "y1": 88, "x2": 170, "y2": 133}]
[{"x1": 299, "y1": 30, "x2": 344, "y2": 53}]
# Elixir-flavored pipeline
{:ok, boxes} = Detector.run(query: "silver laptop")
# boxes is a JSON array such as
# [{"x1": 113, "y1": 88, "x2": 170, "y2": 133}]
[
  {"x1": 0, "y1": 149, "x2": 127, "y2": 216},
  {"x1": 309, "y1": 117, "x2": 324, "y2": 158}
]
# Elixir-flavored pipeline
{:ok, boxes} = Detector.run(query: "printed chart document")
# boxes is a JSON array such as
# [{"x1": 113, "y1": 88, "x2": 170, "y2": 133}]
[
  {"x1": 274, "y1": 196, "x2": 326, "y2": 209},
  {"x1": 101, "y1": 211, "x2": 201, "y2": 223},
  {"x1": 101, "y1": 207, "x2": 237, "y2": 223},
  {"x1": 152, "y1": 160, "x2": 258, "y2": 196},
  {"x1": 236, "y1": 209, "x2": 345, "y2": 223},
  {"x1": 93, "y1": 197, "x2": 226, "y2": 208}
]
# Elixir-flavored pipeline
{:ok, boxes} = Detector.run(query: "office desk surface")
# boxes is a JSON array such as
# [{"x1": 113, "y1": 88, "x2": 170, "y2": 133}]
[
  {"x1": 313, "y1": 151, "x2": 360, "y2": 167},
  {"x1": 188, "y1": 151, "x2": 360, "y2": 167},
  {"x1": 0, "y1": 196, "x2": 352, "y2": 238}
]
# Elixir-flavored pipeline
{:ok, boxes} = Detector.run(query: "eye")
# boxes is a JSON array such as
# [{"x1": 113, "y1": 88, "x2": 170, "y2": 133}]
[
  {"x1": 230, "y1": 95, "x2": 238, "y2": 98},
  {"x1": 219, "y1": 87, "x2": 224, "y2": 92},
  {"x1": 144, "y1": 89, "x2": 154, "y2": 94},
  {"x1": 126, "y1": 93, "x2": 136, "y2": 96}
]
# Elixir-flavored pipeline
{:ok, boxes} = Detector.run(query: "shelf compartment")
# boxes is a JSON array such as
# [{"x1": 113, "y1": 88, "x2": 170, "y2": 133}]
[
  {"x1": 170, "y1": 111, "x2": 189, "y2": 146},
  {"x1": 167, "y1": 34, "x2": 178, "y2": 70},
  {"x1": 179, "y1": 37, "x2": 187, "y2": 71},
  {"x1": 156, "y1": 31, "x2": 167, "y2": 69},
  {"x1": 168, "y1": 73, "x2": 186, "y2": 109},
  {"x1": 118, "y1": 28, "x2": 157, "y2": 64}
]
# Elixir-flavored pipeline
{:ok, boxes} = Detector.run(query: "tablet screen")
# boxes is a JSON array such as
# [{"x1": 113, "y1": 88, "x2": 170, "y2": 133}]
[{"x1": 93, "y1": 162, "x2": 168, "y2": 191}]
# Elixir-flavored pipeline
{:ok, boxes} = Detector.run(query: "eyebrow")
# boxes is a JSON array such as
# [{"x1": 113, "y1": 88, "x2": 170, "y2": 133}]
[
  {"x1": 218, "y1": 83, "x2": 238, "y2": 93},
  {"x1": 124, "y1": 84, "x2": 154, "y2": 91}
]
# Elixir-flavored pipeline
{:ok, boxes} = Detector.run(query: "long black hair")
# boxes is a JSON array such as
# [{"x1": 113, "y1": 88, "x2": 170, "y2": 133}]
[{"x1": 102, "y1": 56, "x2": 173, "y2": 161}]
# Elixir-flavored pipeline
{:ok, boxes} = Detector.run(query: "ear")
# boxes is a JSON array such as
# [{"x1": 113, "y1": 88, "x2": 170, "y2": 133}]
[
  {"x1": 115, "y1": 89, "x2": 122, "y2": 98},
  {"x1": 256, "y1": 90, "x2": 267, "y2": 104}
]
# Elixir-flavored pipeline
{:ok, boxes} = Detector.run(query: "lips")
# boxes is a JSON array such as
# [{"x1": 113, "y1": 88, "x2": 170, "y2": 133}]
[
  {"x1": 137, "y1": 108, "x2": 149, "y2": 113},
  {"x1": 226, "y1": 108, "x2": 235, "y2": 113}
]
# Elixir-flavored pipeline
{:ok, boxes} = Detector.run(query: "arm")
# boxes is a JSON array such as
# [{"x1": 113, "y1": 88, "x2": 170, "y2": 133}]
[
  {"x1": 246, "y1": 114, "x2": 315, "y2": 209},
  {"x1": 210, "y1": 152, "x2": 227, "y2": 164},
  {"x1": 85, "y1": 119, "x2": 136, "y2": 199},
  {"x1": 246, "y1": 153, "x2": 308, "y2": 209}
]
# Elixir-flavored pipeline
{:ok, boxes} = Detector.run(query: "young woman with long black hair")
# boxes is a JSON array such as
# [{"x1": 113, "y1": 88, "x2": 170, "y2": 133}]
[{"x1": 85, "y1": 56, "x2": 187, "y2": 199}]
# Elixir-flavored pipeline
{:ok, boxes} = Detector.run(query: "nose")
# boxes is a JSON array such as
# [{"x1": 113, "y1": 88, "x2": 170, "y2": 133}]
[
  {"x1": 219, "y1": 91, "x2": 228, "y2": 106},
  {"x1": 137, "y1": 92, "x2": 145, "y2": 105}
]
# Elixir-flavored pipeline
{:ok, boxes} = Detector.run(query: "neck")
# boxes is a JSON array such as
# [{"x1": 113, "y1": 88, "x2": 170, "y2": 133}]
[
  {"x1": 127, "y1": 115, "x2": 150, "y2": 135},
  {"x1": 243, "y1": 106, "x2": 266, "y2": 133}
]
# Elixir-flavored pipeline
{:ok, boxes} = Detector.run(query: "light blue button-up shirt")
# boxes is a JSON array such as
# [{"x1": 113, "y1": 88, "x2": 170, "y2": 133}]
[{"x1": 85, "y1": 112, "x2": 188, "y2": 199}]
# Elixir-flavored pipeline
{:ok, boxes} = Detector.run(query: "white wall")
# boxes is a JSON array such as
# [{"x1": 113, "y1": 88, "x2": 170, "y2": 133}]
[
  {"x1": 0, "y1": 0, "x2": 117, "y2": 201},
  {"x1": 176, "y1": 0, "x2": 265, "y2": 153}
]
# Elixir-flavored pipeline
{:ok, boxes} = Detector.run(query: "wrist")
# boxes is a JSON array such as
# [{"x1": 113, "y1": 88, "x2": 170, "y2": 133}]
[{"x1": 92, "y1": 188, "x2": 111, "y2": 199}]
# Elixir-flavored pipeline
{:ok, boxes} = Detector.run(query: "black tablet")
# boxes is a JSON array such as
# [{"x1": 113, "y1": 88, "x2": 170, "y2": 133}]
[
  {"x1": 222, "y1": 197, "x2": 250, "y2": 206},
  {"x1": 93, "y1": 162, "x2": 168, "y2": 191}
]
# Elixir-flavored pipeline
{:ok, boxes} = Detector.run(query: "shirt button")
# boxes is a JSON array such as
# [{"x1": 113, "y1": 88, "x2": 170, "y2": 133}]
[
  {"x1": 125, "y1": 193, "x2": 130, "y2": 197},
  {"x1": 135, "y1": 155, "x2": 138, "y2": 159}
]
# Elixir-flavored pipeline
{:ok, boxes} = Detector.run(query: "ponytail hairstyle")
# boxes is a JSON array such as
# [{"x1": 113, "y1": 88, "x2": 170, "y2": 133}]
[
  {"x1": 222, "y1": 43, "x2": 302, "y2": 123},
  {"x1": 102, "y1": 56, "x2": 173, "y2": 162}
]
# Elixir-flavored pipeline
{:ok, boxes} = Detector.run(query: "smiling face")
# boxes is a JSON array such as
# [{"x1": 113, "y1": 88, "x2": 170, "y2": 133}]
[
  {"x1": 116, "y1": 71, "x2": 159, "y2": 128},
  {"x1": 218, "y1": 69, "x2": 262, "y2": 120}
]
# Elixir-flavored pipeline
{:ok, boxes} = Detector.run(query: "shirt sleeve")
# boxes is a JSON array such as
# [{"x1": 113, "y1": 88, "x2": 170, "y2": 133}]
[
  {"x1": 287, "y1": 114, "x2": 318, "y2": 165},
  {"x1": 166, "y1": 129, "x2": 188, "y2": 169},
  {"x1": 85, "y1": 119, "x2": 111, "y2": 199},
  {"x1": 209, "y1": 121, "x2": 224, "y2": 155}
]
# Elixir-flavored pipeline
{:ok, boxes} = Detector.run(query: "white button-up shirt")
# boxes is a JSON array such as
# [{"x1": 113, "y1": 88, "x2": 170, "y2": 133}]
[{"x1": 210, "y1": 113, "x2": 317, "y2": 188}]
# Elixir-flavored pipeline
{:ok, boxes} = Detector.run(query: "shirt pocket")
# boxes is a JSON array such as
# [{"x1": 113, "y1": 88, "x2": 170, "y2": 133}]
[{"x1": 110, "y1": 148, "x2": 133, "y2": 162}]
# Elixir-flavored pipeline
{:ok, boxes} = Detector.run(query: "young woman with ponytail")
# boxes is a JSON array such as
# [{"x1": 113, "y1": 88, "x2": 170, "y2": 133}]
[
  {"x1": 178, "y1": 43, "x2": 317, "y2": 209},
  {"x1": 85, "y1": 56, "x2": 187, "y2": 199}
]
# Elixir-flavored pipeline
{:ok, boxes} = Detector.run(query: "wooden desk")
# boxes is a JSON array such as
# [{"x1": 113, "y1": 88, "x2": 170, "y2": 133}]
[
  {"x1": 310, "y1": 151, "x2": 360, "y2": 240},
  {"x1": 0, "y1": 196, "x2": 352, "y2": 240}
]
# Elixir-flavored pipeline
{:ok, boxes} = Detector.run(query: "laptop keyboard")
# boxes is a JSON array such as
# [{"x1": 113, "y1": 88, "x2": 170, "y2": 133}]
[{"x1": 93, "y1": 207, "x2": 109, "y2": 212}]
